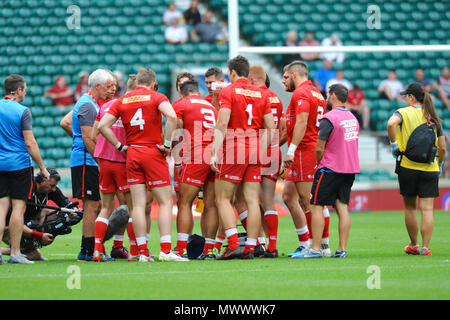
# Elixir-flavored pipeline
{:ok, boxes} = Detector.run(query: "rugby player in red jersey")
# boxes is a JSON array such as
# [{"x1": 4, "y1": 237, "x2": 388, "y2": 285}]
[
  {"x1": 248, "y1": 65, "x2": 284, "y2": 257},
  {"x1": 99, "y1": 67, "x2": 188, "y2": 262},
  {"x1": 173, "y1": 79, "x2": 219, "y2": 259},
  {"x1": 204, "y1": 67, "x2": 225, "y2": 109},
  {"x1": 210, "y1": 55, "x2": 275, "y2": 260},
  {"x1": 281, "y1": 61, "x2": 330, "y2": 257},
  {"x1": 172, "y1": 73, "x2": 197, "y2": 201}
]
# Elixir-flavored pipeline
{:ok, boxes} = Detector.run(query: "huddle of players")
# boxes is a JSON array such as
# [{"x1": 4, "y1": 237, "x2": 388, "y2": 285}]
[{"x1": 89, "y1": 55, "x2": 335, "y2": 262}]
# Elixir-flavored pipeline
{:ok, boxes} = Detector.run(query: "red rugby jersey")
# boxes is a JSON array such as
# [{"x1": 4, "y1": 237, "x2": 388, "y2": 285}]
[
  {"x1": 107, "y1": 86, "x2": 170, "y2": 147},
  {"x1": 285, "y1": 80, "x2": 326, "y2": 147},
  {"x1": 218, "y1": 78, "x2": 271, "y2": 132},
  {"x1": 175, "y1": 95, "x2": 218, "y2": 162}
]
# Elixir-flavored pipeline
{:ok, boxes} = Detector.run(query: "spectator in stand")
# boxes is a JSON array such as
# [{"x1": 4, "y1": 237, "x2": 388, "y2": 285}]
[
  {"x1": 378, "y1": 69, "x2": 404, "y2": 101},
  {"x1": 163, "y1": 2, "x2": 183, "y2": 25},
  {"x1": 414, "y1": 68, "x2": 432, "y2": 93},
  {"x1": 313, "y1": 59, "x2": 336, "y2": 96},
  {"x1": 299, "y1": 31, "x2": 320, "y2": 61},
  {"x1": 194, "y1": 11, "x2": 226, "y2": 44},
  {"x1": 326, "y1": 69, "x2": 352, "y2": 92},
  {"x1": 184, "y1": 0, "x2": 201, "y2": 42},
  {"x1": 320, "y1": 33, "x2": 345, "y2": 64},
  {"x1": 165, "y1": 18, "x2": 188, "y2": 44},
  {"x1": 433, "y1": 66, "x2": 450, "y2": 110},
  {"x1": 347, "y1": 84, "x2": 370, "y2": 130},
  {"x1": 282, "y1": 30, "x2": 300, "y2": 66},
  {"x1": 43, "y1": 76, "x2": 74, "y2": 114},
  {"x1": 75, "y1": 71, "x2": 89, "y2": 102}
]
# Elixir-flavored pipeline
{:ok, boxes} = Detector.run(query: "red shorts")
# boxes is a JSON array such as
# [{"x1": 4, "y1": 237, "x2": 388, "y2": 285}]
[
  {"x1": 216, "y1": 141, "x2": 262, "y2": 183},
  {"x1": 126, "y1": 146, "x2": 171, "y2": 190},
  {"x1": 261, "y1": 146, "x2": 281, "y2": 182},
  {"x1": 99, "y1": 159, "x2": 129, "y2": 193},
  {"x1": 286, "y1": 147, "x2": 316, "y2": 182},
  {"x1": 216, "y1": 163, "x2": 262, "y2": 183},
  {"x1": 180, "y1": 163, "x2": 215, "y2": 187}
]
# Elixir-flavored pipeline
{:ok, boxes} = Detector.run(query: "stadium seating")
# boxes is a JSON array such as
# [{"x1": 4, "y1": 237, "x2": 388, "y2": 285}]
[
  {"x1": 0, "y1": 0, "x2": 447, "y2": 184},
  {"x1": 209, "y1": 0, "x2": 449, "y2": 132},
  {"x1": 0, "y1": 0, "x2": 229, "y2": 169}
]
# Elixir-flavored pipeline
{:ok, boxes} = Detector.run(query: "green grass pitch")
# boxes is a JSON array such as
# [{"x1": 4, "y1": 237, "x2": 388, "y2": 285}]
[{"x1": 1, "y1": 211, "x2": 449, "y2": 300}]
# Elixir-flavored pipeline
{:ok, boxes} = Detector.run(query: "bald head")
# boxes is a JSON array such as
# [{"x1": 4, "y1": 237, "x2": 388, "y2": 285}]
[{"x1": 248, "y1": 65, "x2": 267, "y2": 86}]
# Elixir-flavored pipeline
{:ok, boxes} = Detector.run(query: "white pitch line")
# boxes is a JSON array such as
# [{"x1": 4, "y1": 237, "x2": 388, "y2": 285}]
[{"x1": 1, "y1": 263, "x2": 449, "y2": 280}]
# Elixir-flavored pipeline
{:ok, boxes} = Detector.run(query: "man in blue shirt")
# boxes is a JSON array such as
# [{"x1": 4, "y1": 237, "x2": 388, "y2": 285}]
[
  {"x1": 65, "y1": 69, "x2": 116, "y2": 261},
  {"x1": 313, "y1": 59, "x2": 336, "y2": 96},
  {"x1": 0, "y1": 74, "x2": 49, "y2": 264}
]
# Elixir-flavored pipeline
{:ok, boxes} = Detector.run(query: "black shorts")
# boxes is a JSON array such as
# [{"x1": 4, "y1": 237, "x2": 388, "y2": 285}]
[
  {"x1": 71, "y1": 165, "x2": 100, "y2": 201},
  {"x1": 0, "y1": 167, "x2": 34, "y2": 200},
  {"x1": 397, "y1": 166, "x2": 439, "y2": 198},
  {"x1": 310, "y1": 170, "x2": 355, "y2": 206}
]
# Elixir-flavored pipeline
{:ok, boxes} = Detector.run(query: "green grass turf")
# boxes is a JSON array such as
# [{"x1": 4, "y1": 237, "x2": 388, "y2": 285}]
[{"x1": 1, "y1": 211, "x2": 449, "y2": 300}]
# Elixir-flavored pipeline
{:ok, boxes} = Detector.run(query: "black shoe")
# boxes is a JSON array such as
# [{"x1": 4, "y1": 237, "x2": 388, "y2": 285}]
[
  {"x1": 262, "y1": 249, "x2": 279, "y2": 258},
  {"x1": 241, "y1": 251, "x2": 254, "y2": 259},
  {"x1": 217, "y1": 246, "x2": 242, "y2": 260},
  {"x1": 254, "y1": 244, "x2": 266, "y2": 257}
]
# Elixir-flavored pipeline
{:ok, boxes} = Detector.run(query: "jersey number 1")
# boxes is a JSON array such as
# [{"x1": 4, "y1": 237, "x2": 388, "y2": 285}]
[{"x1": 245, "y1": 104, "x2": 253, "y2": 126}]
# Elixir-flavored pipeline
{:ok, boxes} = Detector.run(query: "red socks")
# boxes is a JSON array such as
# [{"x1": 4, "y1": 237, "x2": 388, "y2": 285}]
[
  {"x1": 225, "y1": 228, "x2": 239, "y2": 250},
  {"x1": 160, "y1": 235, "x2": 172, "y2": 254},
  {"x1": 214, "y1": 235, "x2": 225, "y2": 252},
  {"x1": 305, "y1": 209, "x2": 330, "y2": 240},
  {"x1": 239, "y1": 210, "x2": 248, "y2": 230},
  {"x1": 127, "y1": 218, "x2": 138, "y2": 257},
  {"x1": 113, "y1": 235, "x2": 124, "y2": 249},
  {"x1": 322, "y1": 208, "x2": 330, "y2": 239},
  {"x1": 94, "y1": 217, "x2": 108, "y2": 253},
  {"x1": 203, "y1": 238, "x2": 215, "y2": 254},
  {"x1": 176, "y1": 233, "x2": 189, "y2": 255},
  {"x1": 264, "y1": 211, "x2": 278, "y2": 252}
]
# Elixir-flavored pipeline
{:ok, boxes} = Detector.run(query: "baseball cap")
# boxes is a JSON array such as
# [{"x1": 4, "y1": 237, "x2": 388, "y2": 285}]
[{"x1": 400, "y1": 82, "x2": 425, "y2": 101}]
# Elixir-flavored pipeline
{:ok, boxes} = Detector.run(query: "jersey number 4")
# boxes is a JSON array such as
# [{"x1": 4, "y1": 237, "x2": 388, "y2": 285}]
[{"x1": 131, "y1": 108, "x2": 145, "y2": 130}]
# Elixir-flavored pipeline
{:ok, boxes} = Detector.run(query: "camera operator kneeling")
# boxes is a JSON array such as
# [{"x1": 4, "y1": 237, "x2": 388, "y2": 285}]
[{"x1": 1, "y1": 168, "x2": 81, "y2": 262}]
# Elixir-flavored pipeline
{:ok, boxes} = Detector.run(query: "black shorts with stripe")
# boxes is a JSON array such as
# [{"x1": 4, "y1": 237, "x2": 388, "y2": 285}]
[
  {"x1": 0, "y1": 167, "x2": 34, "y2": 200},
  {"x1": 310, "y1": 169, "x2": 355, "y2": 206},
  {"x1": 71, "y1": 165, "x2": 100, "y2": 201}
]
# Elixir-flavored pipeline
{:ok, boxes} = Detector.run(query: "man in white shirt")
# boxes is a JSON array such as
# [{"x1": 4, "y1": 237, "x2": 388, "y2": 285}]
[
  {"x1": 378, "y1": 69, "x2": 404, "y2": 101},
  {"x1": 165, "y1": 18, "x2": 188, "y2": 44},
  {"x1": 326, "y1": 70, "x2": 352, "y2": 92},
  {"x1": 163, "y1": 2, "x2": 183, "y2": 25},
  {"x1": 320, "y1": 33, "x2": 345, "y2": 64}
]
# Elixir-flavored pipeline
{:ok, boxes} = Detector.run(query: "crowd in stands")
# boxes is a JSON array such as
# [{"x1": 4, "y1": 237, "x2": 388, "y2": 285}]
[
  {"x1": 40, "y1": 7, "x2": 449, "y2": 133},
  {"x1": 163, "y1": 1, "x2": 227, "y2": 45},
  {"x1": 43, "y1": 70, "x2": 128, "y2": 113},
  {"x1": 282, "y1": 29, "x2": 450, "y2": 130}
]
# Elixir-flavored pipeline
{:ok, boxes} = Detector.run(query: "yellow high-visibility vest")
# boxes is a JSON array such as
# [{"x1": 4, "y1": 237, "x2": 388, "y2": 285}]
[{"x1": 396, "y1": 106, "x2": 439, "y2": 172}]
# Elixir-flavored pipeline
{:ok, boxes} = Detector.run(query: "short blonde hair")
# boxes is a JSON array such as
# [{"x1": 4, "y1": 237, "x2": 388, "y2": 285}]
[{"x1": 136, "y1": 68, "x2": 156, "y2": 86}]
